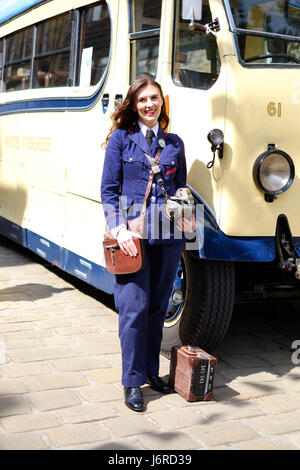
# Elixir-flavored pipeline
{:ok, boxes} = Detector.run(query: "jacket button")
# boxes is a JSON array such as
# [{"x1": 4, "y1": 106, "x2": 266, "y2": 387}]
[{"x1": 151, "y1": 196, "x2": 156, "y2": 202}]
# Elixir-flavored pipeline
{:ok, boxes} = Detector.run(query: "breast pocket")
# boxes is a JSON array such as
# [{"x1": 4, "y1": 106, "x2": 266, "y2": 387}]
[
  {"x1": 121, "y1": 153, "x2": 144, "y2": 180},
  {"x1": 161, "y1": 156, "x2": 178, "y2": 181}
]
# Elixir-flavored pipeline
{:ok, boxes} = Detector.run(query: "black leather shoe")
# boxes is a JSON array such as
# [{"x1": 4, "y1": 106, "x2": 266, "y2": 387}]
[
  {"x1": 124, "y1": 387, "x2": 145, "y2": 412},
  {"x1": 146, "y1": 376, "x2": 172, "y2": 394}
]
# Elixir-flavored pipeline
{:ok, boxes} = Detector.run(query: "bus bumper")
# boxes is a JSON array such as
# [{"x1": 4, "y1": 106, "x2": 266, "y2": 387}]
[
  {"x1": 197, "y1": 211, "x2": 300, "y2": 278},
  {"x1": 190, "y1": 188, "x2": 300, "y2": 275}
]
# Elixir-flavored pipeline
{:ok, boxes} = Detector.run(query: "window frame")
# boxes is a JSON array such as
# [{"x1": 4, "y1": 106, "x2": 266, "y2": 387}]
[
  {"x1": 222, "y1": 0, "x2": 300, "y2": 68},
  {"x1": 0, "y1": 37, "x2": 4, "y2": 87},
  {"x1": 33, "y1": 11, "x2": 74, "y2": 89},
  {"x1": 3, "y1": 26, "x2": 34, "y2": 91},
  {"x1": 128, "y1": 0, "x2": 162, "y2": 82},
  {"x1": 76, "y1": 2, "x2": 111, "y2": 87},
  {"x1": 0, "y1": 0, "x2": 111, "y2": 93},
  {"x1": 172, "y1": 0, "x2": 221, "y2": 90}
]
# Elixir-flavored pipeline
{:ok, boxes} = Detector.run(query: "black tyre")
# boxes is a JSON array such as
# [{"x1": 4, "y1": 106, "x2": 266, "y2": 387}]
[{"x1": 161, "y1": 250, "x2": 235, "y2": 356}]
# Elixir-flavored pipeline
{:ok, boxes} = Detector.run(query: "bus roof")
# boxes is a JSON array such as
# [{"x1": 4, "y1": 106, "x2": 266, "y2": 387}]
[{"x1": 0, "y1": 0, "x2": 47, "y2": 26}]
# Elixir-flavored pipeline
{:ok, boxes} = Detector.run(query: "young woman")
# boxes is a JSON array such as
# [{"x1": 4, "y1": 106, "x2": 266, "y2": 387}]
[{"x1": 101, "y1": 75, "x2": 195, "y2": 411}]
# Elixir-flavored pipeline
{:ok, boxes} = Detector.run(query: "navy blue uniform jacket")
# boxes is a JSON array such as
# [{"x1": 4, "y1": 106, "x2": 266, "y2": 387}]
[{"x1": 101, "y1": 123, "x2": 187, "y2": 244}]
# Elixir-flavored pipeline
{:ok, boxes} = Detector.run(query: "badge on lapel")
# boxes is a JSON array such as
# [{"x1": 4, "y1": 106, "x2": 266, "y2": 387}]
[{"x1": 159, "y1": 138, "x2": 166, "y2": 148}]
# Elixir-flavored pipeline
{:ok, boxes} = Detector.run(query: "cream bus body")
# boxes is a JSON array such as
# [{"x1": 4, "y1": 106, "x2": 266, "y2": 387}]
[{"x1": 0, "y1": 0, "x2": 299, "y2": 353}]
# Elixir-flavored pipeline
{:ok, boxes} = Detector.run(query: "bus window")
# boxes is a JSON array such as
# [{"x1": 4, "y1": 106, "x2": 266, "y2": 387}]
[
  {"x1": 4, "y1": 27, "x2": 33, "y2": 92},
  {"x1": 173, "y1": 0, "x2": 220, "y2": 89},
  {"x1": 77, "y1": 1, "x2": 111, "y2": 87},
  {"x1": 229, "y1": 0, "x2": 300, "y2": 65},
  {"x1": 129, "y1": 0, "x2": 162, "y2": 81},
  {"x1": 34, "y1": 13, "x2": 71, "y2": 88}
]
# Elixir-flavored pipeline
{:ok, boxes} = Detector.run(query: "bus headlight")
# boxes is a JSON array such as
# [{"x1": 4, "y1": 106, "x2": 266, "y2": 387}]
[{"x1": 253, "y1": 146, "x2": 295, "y2": 197}]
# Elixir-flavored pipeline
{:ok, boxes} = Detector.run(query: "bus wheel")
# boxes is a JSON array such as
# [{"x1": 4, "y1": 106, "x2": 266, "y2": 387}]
[{"x1": 161, "y1": 251, "x2": 235, "y2": 357}]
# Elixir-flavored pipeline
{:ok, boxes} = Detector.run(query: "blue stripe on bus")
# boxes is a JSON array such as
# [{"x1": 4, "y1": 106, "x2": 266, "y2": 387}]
[
  {"x1": 0, "y1": 94, "x2": 100, "y2": 115},
  {"x1": 2, "y1": 215, "x2": 300, "y2": 278},
  {"x1": 0, "y1": 64, "x2": 108, "y2": 115},
  {"x1": 0, "y1": 216, "x2": 115, "y2": 294},
  {"x1": 0, "y1": 217, "x2": 27, "y2": 246}
]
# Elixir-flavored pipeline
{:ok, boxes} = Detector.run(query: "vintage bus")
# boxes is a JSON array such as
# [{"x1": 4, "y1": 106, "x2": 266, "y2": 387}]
[{"x1": 0, "y1": 0, "x2": 299, "y2": 355}]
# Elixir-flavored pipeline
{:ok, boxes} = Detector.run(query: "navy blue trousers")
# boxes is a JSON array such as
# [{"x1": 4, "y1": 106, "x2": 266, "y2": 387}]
[{"x1": 114, "y1": 242, "x2": 184, "y2": 387}]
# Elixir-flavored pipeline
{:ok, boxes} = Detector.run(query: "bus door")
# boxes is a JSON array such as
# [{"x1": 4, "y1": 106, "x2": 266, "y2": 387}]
[
  {"x1": 160, "y1": 0, "x2": 228, "y2": 217},
  {"x1": 157, "y1": 0, "x2": 236, "y2": 354}
]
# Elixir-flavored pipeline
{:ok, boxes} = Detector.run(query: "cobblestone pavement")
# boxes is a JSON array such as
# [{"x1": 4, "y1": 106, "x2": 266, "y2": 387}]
[{"x1": 0, "y1": 237, "x2": 300, "y2": 450}]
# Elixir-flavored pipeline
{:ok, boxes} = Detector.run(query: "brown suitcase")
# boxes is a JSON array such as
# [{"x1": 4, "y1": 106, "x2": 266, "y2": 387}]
[{"x1": 169, "y1": 345, "x2": 217, "y2": 401}]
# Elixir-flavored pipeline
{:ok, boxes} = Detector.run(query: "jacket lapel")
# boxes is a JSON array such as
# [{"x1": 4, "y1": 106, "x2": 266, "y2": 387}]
[
  {"x1": 128, "y1": 124, "x2": 169, "y2": 158},
  {"x1": 128, "y1": 124, "x2": 150, "y2": 155},
  {"x1": 151, "y1": 126, "x2": 168, "y2": 153}
]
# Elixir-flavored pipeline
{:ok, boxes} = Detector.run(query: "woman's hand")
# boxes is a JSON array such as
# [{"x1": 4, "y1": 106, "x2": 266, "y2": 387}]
[
  {"x1": 116, "y1": 227, "x2": 142, "y2": 257},
  {"x1": 176, "y1": 212, "x2": 196, "y2": 233}
]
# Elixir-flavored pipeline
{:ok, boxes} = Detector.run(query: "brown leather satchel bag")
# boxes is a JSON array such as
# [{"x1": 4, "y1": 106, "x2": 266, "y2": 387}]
[
  {"x1": 103, "y1": 152, "x2": 160, "y2": 275},
  {"x1": 103, "y1": 233, "x2": 145, "y2": 275}
]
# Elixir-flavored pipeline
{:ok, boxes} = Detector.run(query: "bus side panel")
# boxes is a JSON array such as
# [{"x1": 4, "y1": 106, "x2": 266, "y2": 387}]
[
  {"x1": 26, "y1": 187, "x2": 65, "y2": 264},
  {"x1": 0, "y1": 160, "x2": 28, "y2": 229},
  {"x1": 0, "y1": 115, "x2": 29, "y2": 234},
  {"x1": 24, "y1": 109, "x2": 67, "y2": 260},
  {"x1": 65, "y1": 106, "x2": 107, "y2": 202},
  {"x1": 26, "y1": 113, "x2": 66, "y2": 196},
  {"x1": 64, "y1": 192, "x2": 107, "y2": 267}
]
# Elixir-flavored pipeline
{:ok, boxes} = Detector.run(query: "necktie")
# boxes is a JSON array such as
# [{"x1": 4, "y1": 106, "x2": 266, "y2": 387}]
[{"x1": 146, "y1": 129, "x2": 155, "y2": 148}]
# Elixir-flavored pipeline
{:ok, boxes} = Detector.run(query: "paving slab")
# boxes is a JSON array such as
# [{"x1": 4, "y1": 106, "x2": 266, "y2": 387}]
[{"x1": 0, "y1": 237, "x2": 300, "y2": 450}]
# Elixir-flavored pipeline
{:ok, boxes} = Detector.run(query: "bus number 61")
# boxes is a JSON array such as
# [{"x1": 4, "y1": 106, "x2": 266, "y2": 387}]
[{"x1": 267, "y1": 102, "x2": 282, "y2": 117}]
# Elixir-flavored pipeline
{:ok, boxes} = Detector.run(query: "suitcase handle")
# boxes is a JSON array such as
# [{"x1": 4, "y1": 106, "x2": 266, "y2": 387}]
[
  {"x1": 181, "y1": 345, "x2": 211, "y2": 360},
  {"x1": 181, "y1": 346, "x2": 198, "y2": 355}
]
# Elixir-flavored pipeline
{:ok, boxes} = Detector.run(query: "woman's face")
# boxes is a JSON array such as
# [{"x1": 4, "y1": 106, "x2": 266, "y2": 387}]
[{"x1": 133, "y1": 84, "x2": 164, "y2": 128}]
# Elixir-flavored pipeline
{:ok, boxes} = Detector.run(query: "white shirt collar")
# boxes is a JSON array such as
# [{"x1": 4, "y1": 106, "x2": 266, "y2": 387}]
[{"x1": 138, "y1": 121, "x2": 159, "y2": 137}]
